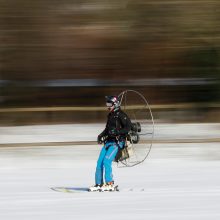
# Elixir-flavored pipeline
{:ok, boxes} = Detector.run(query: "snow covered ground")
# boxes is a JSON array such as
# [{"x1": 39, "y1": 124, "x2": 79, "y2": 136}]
[{"x1": 0, "y1": 124, "x2": 220, "y2": 220}]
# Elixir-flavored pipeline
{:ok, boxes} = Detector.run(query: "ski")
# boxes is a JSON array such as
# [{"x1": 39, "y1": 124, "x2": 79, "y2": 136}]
[
  {"x1": 51, "y1": 186, "x2": 146, "y2": 193},
  {"x1": 51, "y1": 185, "x2": 119, "y2": 193}
]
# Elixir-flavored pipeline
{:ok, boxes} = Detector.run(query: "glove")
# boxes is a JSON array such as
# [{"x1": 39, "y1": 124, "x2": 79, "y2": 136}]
[
  {"x1": 97, "y1": 135, "x2": 104, "y2": 144},
  {"x1": 108, "y1": 128, "x2": 119, "y2": 137}
]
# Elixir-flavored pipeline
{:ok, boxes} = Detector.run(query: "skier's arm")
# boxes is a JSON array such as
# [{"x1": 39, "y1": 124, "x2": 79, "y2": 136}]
[
  {"x1": 97, "y1": 124, "x2": 109, "y2": 144},
  {"x1": 99, "y1": 115, "x2": 109, "y2": 138},
  {"x1": 99, "y1": 127, "x2": 107, "y2": 137}
]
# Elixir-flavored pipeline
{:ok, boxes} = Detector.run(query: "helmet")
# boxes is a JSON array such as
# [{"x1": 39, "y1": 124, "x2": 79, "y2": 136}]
[{"x1": 105, "y1": 95, "x2": 120, "y2": 111}]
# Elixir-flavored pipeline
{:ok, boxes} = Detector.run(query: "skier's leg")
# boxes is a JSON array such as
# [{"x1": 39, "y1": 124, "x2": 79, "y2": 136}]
[
  {"x1": 103, "y1": 143, "x2": 118, "y2": 183},
  {"x1": 95, "y1": 146, "x2": 106, "y2": 185}
]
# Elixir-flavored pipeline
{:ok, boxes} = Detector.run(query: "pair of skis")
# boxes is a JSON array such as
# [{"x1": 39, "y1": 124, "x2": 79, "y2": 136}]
[
  {"x1": 51, "y1": 186, "x2": 146, "y2": 193},
  {"x1": 51, "y1": 186, "x2": 119, "y2": 193}
]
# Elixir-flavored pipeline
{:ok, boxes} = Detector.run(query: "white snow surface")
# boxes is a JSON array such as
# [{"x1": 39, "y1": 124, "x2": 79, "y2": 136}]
[{"x1": 0, "y1": 124, "x2": 220, "y2": 219}]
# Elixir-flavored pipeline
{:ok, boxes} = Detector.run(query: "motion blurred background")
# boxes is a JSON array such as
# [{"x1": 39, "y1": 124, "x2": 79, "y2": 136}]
[{"x1": 0, "y1": 0, "x2": 219, "y2": 125}]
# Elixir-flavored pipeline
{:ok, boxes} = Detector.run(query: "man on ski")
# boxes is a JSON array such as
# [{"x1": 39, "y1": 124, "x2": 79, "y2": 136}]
[{"x1": 89, "y1": 95, "x2": 132, "y2": 192}]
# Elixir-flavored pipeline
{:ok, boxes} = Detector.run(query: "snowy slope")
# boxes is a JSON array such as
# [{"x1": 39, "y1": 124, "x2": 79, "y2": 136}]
[{"x1": 0, "y1": 141, "x2": 220, "y2": 220}]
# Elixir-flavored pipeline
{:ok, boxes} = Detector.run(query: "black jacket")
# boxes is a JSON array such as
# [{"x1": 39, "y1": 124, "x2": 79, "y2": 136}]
[{"x1": 99, "y1": 108, "x2": 132, "y2": 140}]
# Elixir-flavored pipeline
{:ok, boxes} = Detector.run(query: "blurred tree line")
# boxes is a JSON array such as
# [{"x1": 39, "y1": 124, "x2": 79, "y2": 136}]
[{"x1": 0, "y1": 0, "x2": 219, "y2": 123}]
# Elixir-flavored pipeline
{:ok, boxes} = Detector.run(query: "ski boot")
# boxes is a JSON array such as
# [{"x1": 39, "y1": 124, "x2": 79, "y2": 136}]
[
  {"x1": 88, "y1": 184, "x2": 102, "y2": 192},
  {"x1": 101, "y1": 181, "x2": 117, "y2": 192}
]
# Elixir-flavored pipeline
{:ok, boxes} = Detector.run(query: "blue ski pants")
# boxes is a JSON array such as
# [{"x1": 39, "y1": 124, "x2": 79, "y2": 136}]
[{"x1": 95, "y1": 140, "x2": 124, "y2": 185}]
